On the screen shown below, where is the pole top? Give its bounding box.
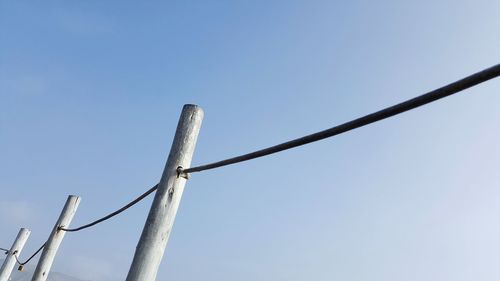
[182,104,204,113]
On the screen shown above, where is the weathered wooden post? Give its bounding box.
[31,195,80,281]
[126,104,203,281]
[0,228,31,281]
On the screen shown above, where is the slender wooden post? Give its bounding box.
[0,228,31,281]
[126,104,204,281]
[31,195,80,281]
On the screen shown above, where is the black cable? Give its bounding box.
[13,182,155,267]
[1,247,9,254]
[39,64,500,235]
[11,186,155,268]
[183,63,500,174]
[15,242,45,267]
[11,183,155,269]
[59,184,159,232]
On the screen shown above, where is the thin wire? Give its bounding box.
[1,247,9,254]
[59,184,159,232]
[183,63,500,174]
[15,242,46,266]
[12,184,156,265]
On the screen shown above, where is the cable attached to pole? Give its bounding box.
[8,64,498,259]
[9,185,157,268]
[14,242,46,271]
[59,184,159,232]
[12,183,158,267]
[183,63,500,175]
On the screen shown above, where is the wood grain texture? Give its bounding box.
[126,104,204,281]
[0,228,30,281]
[31,195,80,281]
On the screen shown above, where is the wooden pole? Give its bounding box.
[126,104,204,281]
[31,195,80,281]
[0,228,31,281]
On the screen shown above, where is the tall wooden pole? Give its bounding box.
[126,104,204,281]
[31,195,80,281]
[0,228,30,281]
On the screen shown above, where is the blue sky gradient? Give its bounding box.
[1,1,500,280]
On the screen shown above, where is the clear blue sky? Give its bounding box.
[1,1,499,281]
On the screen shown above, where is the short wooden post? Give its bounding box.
[0,228,31,281]
[31,195,80,281]
[126,104,204,281]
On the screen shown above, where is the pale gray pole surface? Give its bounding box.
[126,104,204,281]
[31,195,80,281]
[0,228,30,281]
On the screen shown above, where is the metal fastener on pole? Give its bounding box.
[0,228,31,281]
[126,104,204,281]
[31,195,80,281]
